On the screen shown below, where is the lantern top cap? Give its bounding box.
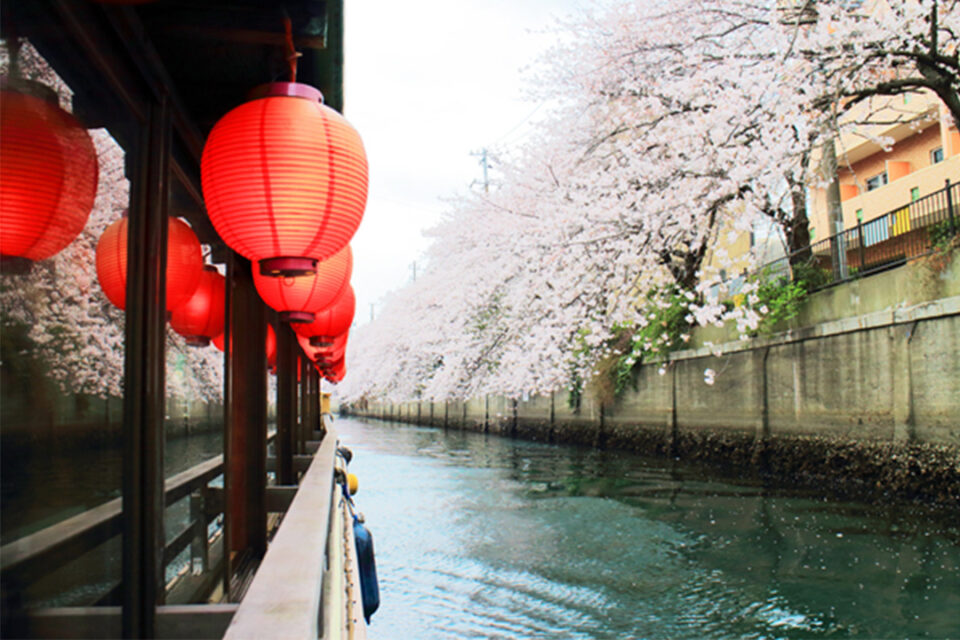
[1,77,60,105]
[248,82,324,104]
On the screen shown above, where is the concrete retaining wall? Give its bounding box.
[349,295,960,506]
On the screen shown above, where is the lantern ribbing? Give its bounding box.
[170,266,226,346]
[95,217,203,310]
[1,89,98,262]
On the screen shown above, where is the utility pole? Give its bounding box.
[410,260,417,282]
[470,148,490,193]
[370,303,374,322]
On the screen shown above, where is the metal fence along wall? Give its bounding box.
[767,179,958,289]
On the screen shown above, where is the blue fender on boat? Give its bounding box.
[353,517,380,623]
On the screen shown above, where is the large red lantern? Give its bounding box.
[201,82,368,277]
[293,284,355,345]
[253,245,352,323]
[95,216,203,310]
[170,266,226,346]
[1,86,98,263]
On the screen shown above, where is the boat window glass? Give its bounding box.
[1,39,130,613]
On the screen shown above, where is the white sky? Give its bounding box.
[343,0,583,326]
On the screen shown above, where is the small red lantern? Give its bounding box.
[213,332,226,352]
[253,245,352,323]
[201,82,368,276]
[296,333,321,360]
[321,358,345,383]
[313,332,347,359]
[170,266,226,346]
[95,216,203,310]
[266,323,277,372]
[293,284,355,345]
[315,345,346,368]
[1,86,98,263]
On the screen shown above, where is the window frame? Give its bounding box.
[866,172,888,192]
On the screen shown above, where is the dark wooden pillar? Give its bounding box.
[225,255,268,594]
[276,325,297,485]
[299,357,317,453]
[122,97,170,639]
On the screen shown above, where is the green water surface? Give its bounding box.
[339,417,960,640]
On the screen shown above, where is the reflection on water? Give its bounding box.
[338,418,960,640]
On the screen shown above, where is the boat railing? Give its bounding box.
[222,427,363,638]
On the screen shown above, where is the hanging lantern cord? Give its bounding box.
[283,14,302,83]
[3,34,23,80]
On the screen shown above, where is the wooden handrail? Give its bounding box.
[2,431,278,579]
[223,431,337,639]
[1,455,223,577]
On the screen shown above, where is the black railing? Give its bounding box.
[761,178,959,290]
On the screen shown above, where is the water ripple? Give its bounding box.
[339,419,960,640]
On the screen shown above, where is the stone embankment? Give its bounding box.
[347,291,960,507]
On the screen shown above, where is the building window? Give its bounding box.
[931,147,944,164]
[856,209,863,222]
[911,187,920,202]
[866,172,888,191]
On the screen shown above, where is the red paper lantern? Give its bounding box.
[266,323,277,371]
[296,333,323,360]
[213,332,225,352]
[1,87,98,262]
[319,356,343,371]
[313,332,347,358]
[314,344,346,368]
[95,216,203,310]
[293,284,355,345]
[170,266,226,346]
[201,82,368,276]
[316,351,345,367]
[253,245,352,323]
[321,357,345,383]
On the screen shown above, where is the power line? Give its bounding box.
[470,148,490,193]
[491,101,546,145]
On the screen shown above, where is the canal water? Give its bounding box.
[337,417,960,640]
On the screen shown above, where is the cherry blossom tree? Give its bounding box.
[336,1,960,404]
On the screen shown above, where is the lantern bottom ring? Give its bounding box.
[280,310,315,324]
[185,336,212,348]
[259,257,318,278]
[309,336,336,347]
